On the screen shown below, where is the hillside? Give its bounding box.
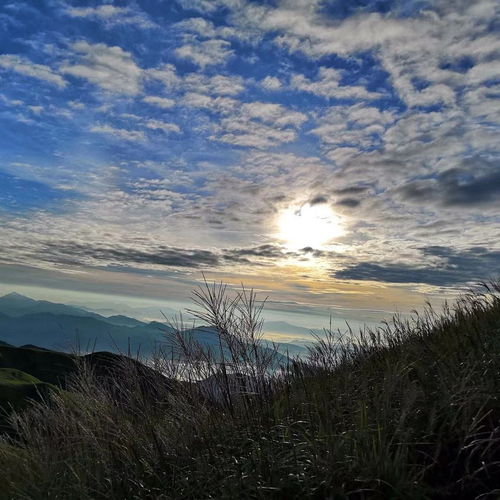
[0,368,56,431]
[0,344,76,386]
[0,284,499,499]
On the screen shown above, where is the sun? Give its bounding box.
[277,203,345,250]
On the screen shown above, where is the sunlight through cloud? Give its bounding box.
[278,203,345,250]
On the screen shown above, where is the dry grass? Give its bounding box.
[0,281,499,499]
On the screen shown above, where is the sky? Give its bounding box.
[0,0,499,335]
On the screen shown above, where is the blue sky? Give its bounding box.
[0,0,499,329]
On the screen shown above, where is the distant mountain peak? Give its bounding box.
[0,292,34,301]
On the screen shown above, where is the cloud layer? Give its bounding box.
[0,0,499,312]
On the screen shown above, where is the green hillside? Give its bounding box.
[0,344,76,387]
[0,368,55,416]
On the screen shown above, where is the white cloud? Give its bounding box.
[28,105,44,115]
[261,76,282,90]
[241,102,307,127]
[149,64,244,96]
[145,120,181,133]
[175,39,233,68]
[90,124,146,142]
[462,85,500,123]
[310,103,395,155]
[291,67,380,100]
[220,0,499,110]
[467,61,500,85]
[183,73,244,95]
[182,92,239,114]
[67,5,155,29]
[147,64,179,89]
[175,17,237,40]
[61,42,142,95]
[0,54,66,88]
[324,147,361,164]
[67,5,126,19]
[212,101,307,148]
[214,120,298,148]
[175,0,219,13]
[142,96,176,108]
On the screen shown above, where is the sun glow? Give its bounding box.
[278,203,345,250]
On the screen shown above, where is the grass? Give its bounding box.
[0,281,499,499]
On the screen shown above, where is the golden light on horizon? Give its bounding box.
[278,203,345,250]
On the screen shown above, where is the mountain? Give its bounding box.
[0,312,171,356]
[264,320,314,336]
[102,315,146,328]
[0,311,289,363]
[73,303,179,323]
[0,292,103,320]
[0,293,298,363]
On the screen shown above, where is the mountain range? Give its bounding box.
[0,292,306,359]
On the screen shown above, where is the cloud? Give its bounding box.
[183,73,244,95]
[67,5,155,29]
[148,64,244,98]
[467,61,500,85]
[336,198,360,208]
[260,76,282,91]
[61,42,142,95]
[145,120,181,133]
[174,16,237,40]
[220,0,499,109]
[291,67,380,100]
[30,239,299,272]
[242,102,306,127]
[90,124,146,142]
[212,102,308,148]
[42,241,220,268]
[310,103,396,157]
[147,64,179,88]
[182,93,307,149]
[176,0,219,14]
[175,39,234,68]
[397,159,500,207]
[0,54,66,88]
[182,92,239,114]
[309,195,328,205]
[2,0,500,298]
[334,246,500,286]
[142,96,176,108]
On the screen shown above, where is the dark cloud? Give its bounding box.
[224,244,285,260]
[398,159,500,207]
[333,246,500,286]
[38,242,299,270]
[333,185,370,195]
[300,247,330,258]
[42,241,220,268]
[336,198,360,207]
[309,195,328,205]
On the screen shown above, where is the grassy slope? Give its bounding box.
[0,368,56,415]
[0,344,76,387]
[0,285,499,499]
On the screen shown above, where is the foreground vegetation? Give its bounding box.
[0,282,499,499]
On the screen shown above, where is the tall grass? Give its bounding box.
[0,281,499,499]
